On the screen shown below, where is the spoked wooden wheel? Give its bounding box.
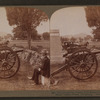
[0,47,20,79]
[68,49,98,80]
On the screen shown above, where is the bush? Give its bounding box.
[31,46,38,52]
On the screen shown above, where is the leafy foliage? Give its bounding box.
[85,6,100,40]
[84,35,93,41]
[70,37,77,42]
[13,26,38,40]
[42,32,50,40]
[5,7,48,48]
[79,37,83,42]
[60,37,69,43]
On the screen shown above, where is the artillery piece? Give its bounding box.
[51,44,99,80]
[0,45,23,79]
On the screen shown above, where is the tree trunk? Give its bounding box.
[27,33,31,49]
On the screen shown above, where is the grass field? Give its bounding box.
[50,41,100,90]
[1,40,100,90]
[0,61,50,90]
[50,60,100,90]
[9,40,50,48]
[0,40,50,90]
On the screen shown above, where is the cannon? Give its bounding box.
[0,43,100,80]
[62,41,88,54]
[51,48,100,80]
[0,46,23,79]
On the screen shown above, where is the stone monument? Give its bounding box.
[50,29,63,64]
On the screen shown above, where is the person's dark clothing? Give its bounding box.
[32,56,50,84]
[40,56,50,78]
[32,68,41,84]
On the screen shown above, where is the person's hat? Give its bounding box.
[41,49,48,55]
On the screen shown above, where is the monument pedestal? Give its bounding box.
[50,29,63,64]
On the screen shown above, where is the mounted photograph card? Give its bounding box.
[0,5,100,97]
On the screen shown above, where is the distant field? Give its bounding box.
[89,41,100,48]
[8,40,100,49]
[9,40,50,49]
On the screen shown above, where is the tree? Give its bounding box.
[70,37,77,42]
[85,7,100,40]
[13,27,27,40]
[36,34,41,40]
[13,26,38,40]
[5,7,48,49]
[60,37,69,43]
[0,36,2,41]
[42,32,50,40]
[4,34,13,40]
[79,37,83,43]
[84,35,93,41]
[92,28,100,40]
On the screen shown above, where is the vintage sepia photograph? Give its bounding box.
[50,6,100,90]
[0,7,50,90]
[1,5,100,97]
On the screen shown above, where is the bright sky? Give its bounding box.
[36,20,49,34]
[0,7,13,36]
[0,7,49,36]
[50,6,93,36]
[0,7,93,37]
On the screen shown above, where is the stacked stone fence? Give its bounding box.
[12,46,42,67]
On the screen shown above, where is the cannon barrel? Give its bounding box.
[91,51,100,55]
[51,64,68,76]
[13,49,24,53]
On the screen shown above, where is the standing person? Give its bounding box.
[28,49,50,85]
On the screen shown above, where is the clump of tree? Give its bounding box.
[85,6,100,40]
[0,36,3,41]
[5,7,48,49]
[42,32,50,40]
[79,37,83,43]
[60,37,69,43]
[84,35,93,41]
[13,27,38,40]
[70,37,77,42]
[4,34,13,40]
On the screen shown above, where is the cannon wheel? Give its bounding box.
[0,47,20,79]
[68,49,98,80]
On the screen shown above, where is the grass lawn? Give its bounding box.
[0,40,50,90]
[9,40,50,49]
